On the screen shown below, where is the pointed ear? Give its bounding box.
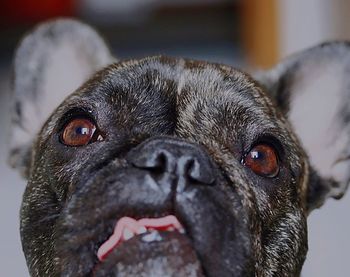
[9,18,114,178]
[256,42,350,211]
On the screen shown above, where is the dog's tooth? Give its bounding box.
[123,228,134,241]
[142,230,162,243]
[137,226,147,234]
[178,227,185,234]
[166,226,175,231]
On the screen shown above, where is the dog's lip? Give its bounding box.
[97,215,185,261]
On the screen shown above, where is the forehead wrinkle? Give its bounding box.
[175,63,276,116]
[174,66,280,138]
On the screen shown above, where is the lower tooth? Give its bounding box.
[123,228,134,240]
[137,226,147,234]
[142,230,162,243]
[179,227,185,234]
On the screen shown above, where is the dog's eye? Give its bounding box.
[243,144,279,178]
[61,118,102,146]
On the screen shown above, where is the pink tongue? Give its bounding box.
[97,215,183,261]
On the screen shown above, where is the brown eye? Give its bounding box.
[61,118,99,146]
[243,144,279,178]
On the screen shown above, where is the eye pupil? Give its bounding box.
[244,144,279,178]
[61,118,100,146]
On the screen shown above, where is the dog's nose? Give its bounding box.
[127,137,215,186]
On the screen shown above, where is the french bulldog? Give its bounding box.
[9,19,350,277]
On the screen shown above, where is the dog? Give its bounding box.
[8,19,350,276]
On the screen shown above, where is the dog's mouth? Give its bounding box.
[97,215,185,260]
[93,215,204,276]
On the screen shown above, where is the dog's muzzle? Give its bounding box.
[58,137,253,276]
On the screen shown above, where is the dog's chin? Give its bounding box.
[93,231,204,276]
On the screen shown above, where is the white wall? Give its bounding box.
[0,73,28,276]
[279,0,350,58]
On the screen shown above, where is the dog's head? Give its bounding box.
[9,19,350,276]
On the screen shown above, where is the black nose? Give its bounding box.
[127,137,215,186]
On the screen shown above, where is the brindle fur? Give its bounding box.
[10,19,350,277]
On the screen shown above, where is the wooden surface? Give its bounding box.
[241,0,279,68]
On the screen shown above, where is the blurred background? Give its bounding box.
[1,0,350,276]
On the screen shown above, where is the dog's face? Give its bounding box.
[10,20,350,277]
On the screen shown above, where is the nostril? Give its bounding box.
[184,158,216,185]
[187,159,199,181]
[147,151,168,174]
[130,150,170,174]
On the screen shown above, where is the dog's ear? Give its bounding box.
[256,42,350,212]
[9,18,114,178]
